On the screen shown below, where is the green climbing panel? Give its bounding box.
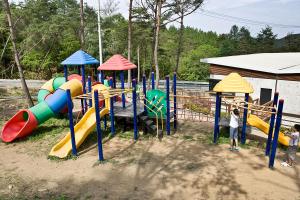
[146,89,167,119]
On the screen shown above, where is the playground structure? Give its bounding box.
[212,72,295,168]
[0,51,297,169]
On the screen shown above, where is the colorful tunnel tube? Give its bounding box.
[0,76,83,142]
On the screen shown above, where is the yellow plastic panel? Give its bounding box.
[41,79,54,92]
[59,79,83,97]
[213,73,254,93]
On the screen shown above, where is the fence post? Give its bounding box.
[142,74,147,113]
[269,99,284,168]
[132,79,138,140]
[213,92,221,143]
[94,90,104,161]
[151,71,155,90]
[266,108,276,156]
[173,72,177,130]
[66,89,77,156]
[241,93,249,144]
[109,78,115,135]
[166,76,170,135]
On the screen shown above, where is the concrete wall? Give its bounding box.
[210,74,300,117]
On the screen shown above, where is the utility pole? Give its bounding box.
[97,0,103,64]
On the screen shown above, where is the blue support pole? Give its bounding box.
[109,78,115,135]
[94,90,104,161]
[101,71,104,84]
[77,66,81,75]
[120,71,125,109]
[213,92,221,143]
[81,65,86,114]
[173,72,177,130]
[269,99,284,168]
[166,76,170,135]
[151,71,155,90]
[241,93,249,144]
[142,74,147,113]
[66,89,77,156]
[132,79,138,140]
[265,108,276,156]
[64,65,68,82]
[113,71,116,88]
[88,76,92,108]
[273,92,279,107]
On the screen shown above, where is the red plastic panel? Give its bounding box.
[1,110,38,142]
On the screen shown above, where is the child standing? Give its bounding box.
[229,108,240,151]
[281,124,299,167]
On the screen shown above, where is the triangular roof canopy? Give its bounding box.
[98,54,137,71]
[61,50,99,66]
[213,73,254,93]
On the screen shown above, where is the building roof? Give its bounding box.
[213,73,254,93]
[201,53,300,74]
[98,54,136,71]
[61,50,99,66]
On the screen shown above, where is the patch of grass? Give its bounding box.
[117,130,134,139]
[26,118,69,142]
[183,135,194,141]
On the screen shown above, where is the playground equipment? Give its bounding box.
[212,72,288,168]
[0,77,82,142]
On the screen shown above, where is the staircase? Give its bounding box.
[139,114,163,138]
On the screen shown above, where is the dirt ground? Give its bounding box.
[0,88,300,200]
[0,120,299,200]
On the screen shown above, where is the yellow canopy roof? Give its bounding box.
[213,73,254,93]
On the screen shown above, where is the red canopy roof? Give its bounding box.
[98,54,137,71]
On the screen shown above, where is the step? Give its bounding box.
[146,120,154,126]
[140,116,148,121]
[150,125,157,130]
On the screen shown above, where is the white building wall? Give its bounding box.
[210,74,300,116]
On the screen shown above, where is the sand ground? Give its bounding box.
[0,121,299,200]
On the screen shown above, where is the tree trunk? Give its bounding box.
[3,0,34,107]
[175,12,184,74]
[153,0,162,88]
[80,0,84,49]
[127,0,133,88]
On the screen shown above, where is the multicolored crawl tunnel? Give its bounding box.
[0,76,83,142]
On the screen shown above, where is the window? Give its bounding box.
[260,88,272,105]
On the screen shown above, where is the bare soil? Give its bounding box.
[0,88,299,200]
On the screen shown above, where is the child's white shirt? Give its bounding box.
[229,113,239,128]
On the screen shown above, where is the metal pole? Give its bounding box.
[166,76,170,135]
[94,90,104,161]
[142,74,147,113]
[81,65,86,114]
[120,71,125,108]
[132,79,138,140]
[66,89,77,156]
[273,92,279,107]
[266,108,276,156]
[151,71,155,90]
[97,0,103,64]
[269,99,284,168]
[64,65,68,82]
[241,93,249,144]
[101,70,104,84]
[213,92,221,143]
[88,76,92,107]
[173,72,177,130]
[109,78,115,135]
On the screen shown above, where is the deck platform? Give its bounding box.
[113,102,145,118]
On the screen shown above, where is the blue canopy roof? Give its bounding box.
[61,50,99,66]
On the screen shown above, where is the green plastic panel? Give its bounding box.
[37,89,51,103]
[53,77,66,90]
[146,89,167,119]
[29,101,55,124]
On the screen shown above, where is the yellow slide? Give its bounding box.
[247,114,296,147]
[49,107,109,158]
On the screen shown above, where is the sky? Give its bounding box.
[12,0,300,38]
[87,0,300,38]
